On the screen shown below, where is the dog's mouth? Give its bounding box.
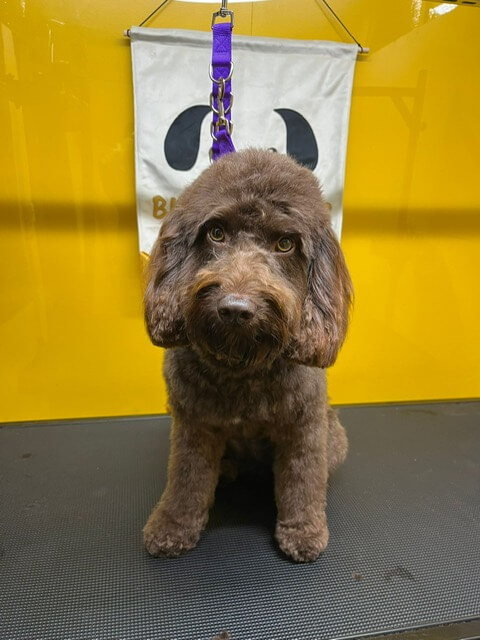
[198,328,280,371]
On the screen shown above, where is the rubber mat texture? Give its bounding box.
[0,402,479,640]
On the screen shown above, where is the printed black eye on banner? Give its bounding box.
[163,105,211,171]
[164,106,319,172]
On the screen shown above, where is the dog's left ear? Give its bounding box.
[287,224,353,368]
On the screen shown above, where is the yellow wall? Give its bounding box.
[1,1,479,422]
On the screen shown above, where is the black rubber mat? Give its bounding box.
[0,402,479,640]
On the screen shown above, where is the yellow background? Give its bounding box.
[1,0,479,423]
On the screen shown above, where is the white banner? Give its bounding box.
[130,27,357,254]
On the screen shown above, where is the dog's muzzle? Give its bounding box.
[184,248,301,371]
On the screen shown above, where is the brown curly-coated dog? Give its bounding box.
[143,149,352,563]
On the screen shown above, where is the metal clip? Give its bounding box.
[212,0,234,28]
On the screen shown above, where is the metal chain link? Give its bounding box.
[209,63,234,143]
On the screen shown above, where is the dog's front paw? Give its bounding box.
[143,514,201,558]
[275,520,329,563]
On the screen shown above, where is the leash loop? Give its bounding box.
[209,62,234,84]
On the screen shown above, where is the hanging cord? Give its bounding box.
[317,0,369,54]
[124,0,173,36]
[124,0,368,53]
[139,0,172,27]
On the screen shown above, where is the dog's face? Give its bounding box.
[144,150,352,372]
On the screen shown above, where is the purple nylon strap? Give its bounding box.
[211,22,236,161]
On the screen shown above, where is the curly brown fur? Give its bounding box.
[143,149,352,563]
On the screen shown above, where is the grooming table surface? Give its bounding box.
[0,402,479,640]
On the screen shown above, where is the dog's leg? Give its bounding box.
[143,420,225,557]
[273,413,330,563]
[327,406,348,474]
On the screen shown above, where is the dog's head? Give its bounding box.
[144,149,352,372]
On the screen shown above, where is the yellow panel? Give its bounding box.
[0,0,479,422]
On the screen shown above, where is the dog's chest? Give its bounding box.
[165,349,326,431]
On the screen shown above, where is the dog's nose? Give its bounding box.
[217,294,256,324]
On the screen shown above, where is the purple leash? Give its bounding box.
[210,13,236,161]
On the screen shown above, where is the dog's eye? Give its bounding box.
[275,237,295,253]
[208,226,225,243]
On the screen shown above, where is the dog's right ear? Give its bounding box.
[144,213,190,348]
